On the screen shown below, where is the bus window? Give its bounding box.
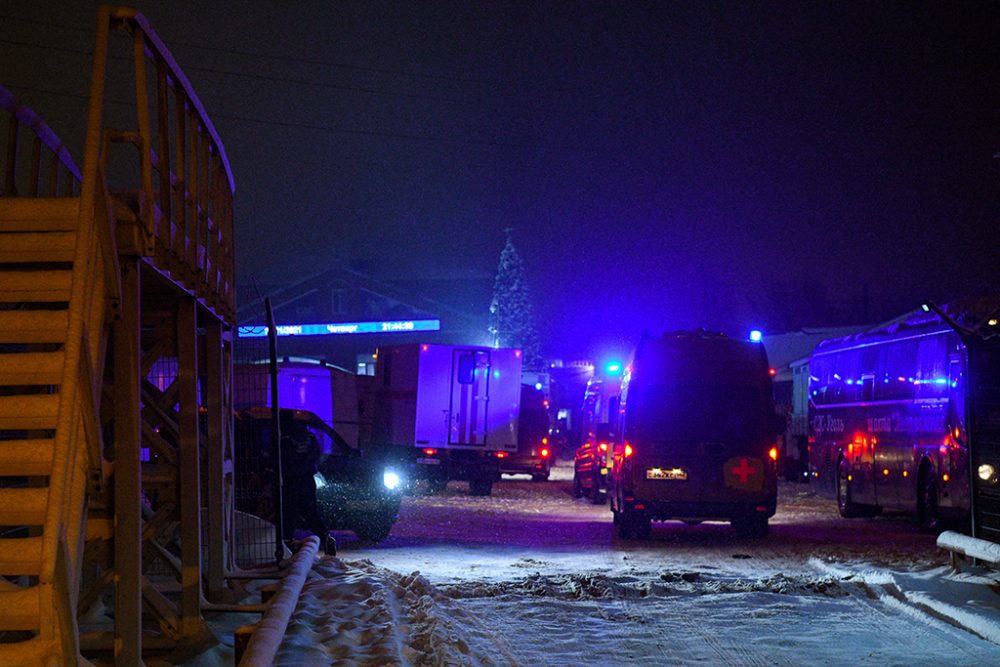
[949,357,966,435]
[882,340,917,401]
[916,335,949,399]
[861,374,875,402]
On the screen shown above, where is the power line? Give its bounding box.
[0,13,496,86]
[0,38,473,105]
[3,82,549,152]
[0,36,581,117]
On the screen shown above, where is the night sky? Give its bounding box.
[3,1,998,360]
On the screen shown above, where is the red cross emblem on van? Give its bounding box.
[724,456,764,492]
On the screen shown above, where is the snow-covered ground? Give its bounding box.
[220,461,1000,666]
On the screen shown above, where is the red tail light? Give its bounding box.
[540,448,550,458]
[599,442,608,452]
[423,448,437,456]
[624,443,634,458]
[495,451,508,458]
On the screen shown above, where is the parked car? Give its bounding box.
[499,385,553,481]
[573,422,613,504]
[235,407,404,543]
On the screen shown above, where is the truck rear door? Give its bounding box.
[450,349,490,446]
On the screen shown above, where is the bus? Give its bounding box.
[808,299,1000,539]
[609,330,781,539]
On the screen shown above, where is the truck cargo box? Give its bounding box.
[373,343,521,453]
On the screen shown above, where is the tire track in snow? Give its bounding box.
[810,558,1000,661]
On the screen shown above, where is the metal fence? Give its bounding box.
[232,298,283,568]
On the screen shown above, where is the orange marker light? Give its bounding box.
[624,443,634,458]
[599,443,608,452]
[943,473,949,482]
[768,447,778,461]
[542,437,549,445]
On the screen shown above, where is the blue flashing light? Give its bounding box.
[534,382,543,391]
[606,362,622,374]
[237,318,441,338]
[749,330,763,343]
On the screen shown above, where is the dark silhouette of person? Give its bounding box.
[280,412,334,555]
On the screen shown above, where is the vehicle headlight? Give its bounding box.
[314,472,327,490]
[978,464,997,483]
[383,470,402,490]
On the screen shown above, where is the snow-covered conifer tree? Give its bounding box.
[489,230,542,368]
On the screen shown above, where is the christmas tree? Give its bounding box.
[489,229,542,368]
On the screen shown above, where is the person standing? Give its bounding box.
[280,412,335,555]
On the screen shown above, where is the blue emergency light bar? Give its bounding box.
[238,319,441,338]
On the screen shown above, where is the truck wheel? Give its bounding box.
[589,473,606,505]
[427,477,448,494]
[469,479,493,496]
[732,514,768,538]
[836,457,863,518]
[572,472,583,498]
[354,516,394,543]
[618,507,650,540]
[917,463,940,534]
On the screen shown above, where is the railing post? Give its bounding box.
[177,297,205,637]
[205,323,232,599]
[113,258,143,666]
[131,28,155,255]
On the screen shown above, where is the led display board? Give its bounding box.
[238,319,441,338]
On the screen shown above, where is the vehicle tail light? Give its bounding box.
[423,448,437,456]
[495,451,508,458]
[624,443,634,458]
[599,442,608,452]
[540,448,549,458]
[768,446,778,461]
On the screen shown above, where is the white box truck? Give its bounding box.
[234,357,360,448]
[372,343,522,496]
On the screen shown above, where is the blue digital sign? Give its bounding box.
[238,319,441,338]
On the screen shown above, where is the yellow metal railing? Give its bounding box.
[99,5,236,323]
[0,85,81,197]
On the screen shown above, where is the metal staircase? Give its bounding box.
[0,193,115,666]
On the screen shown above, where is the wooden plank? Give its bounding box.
[0,350,64,385]
[0,270,72,302]
[0,310,68,344]
[0,231,76,263]
[0,487,48,525]
[0,394,59,431]
[0,438,55,476]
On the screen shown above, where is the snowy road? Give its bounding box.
[275,461,1000,666]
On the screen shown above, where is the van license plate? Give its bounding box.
[417,458,440,465]
[647,467,687,480]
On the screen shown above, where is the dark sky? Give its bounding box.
[3,1,998,360]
